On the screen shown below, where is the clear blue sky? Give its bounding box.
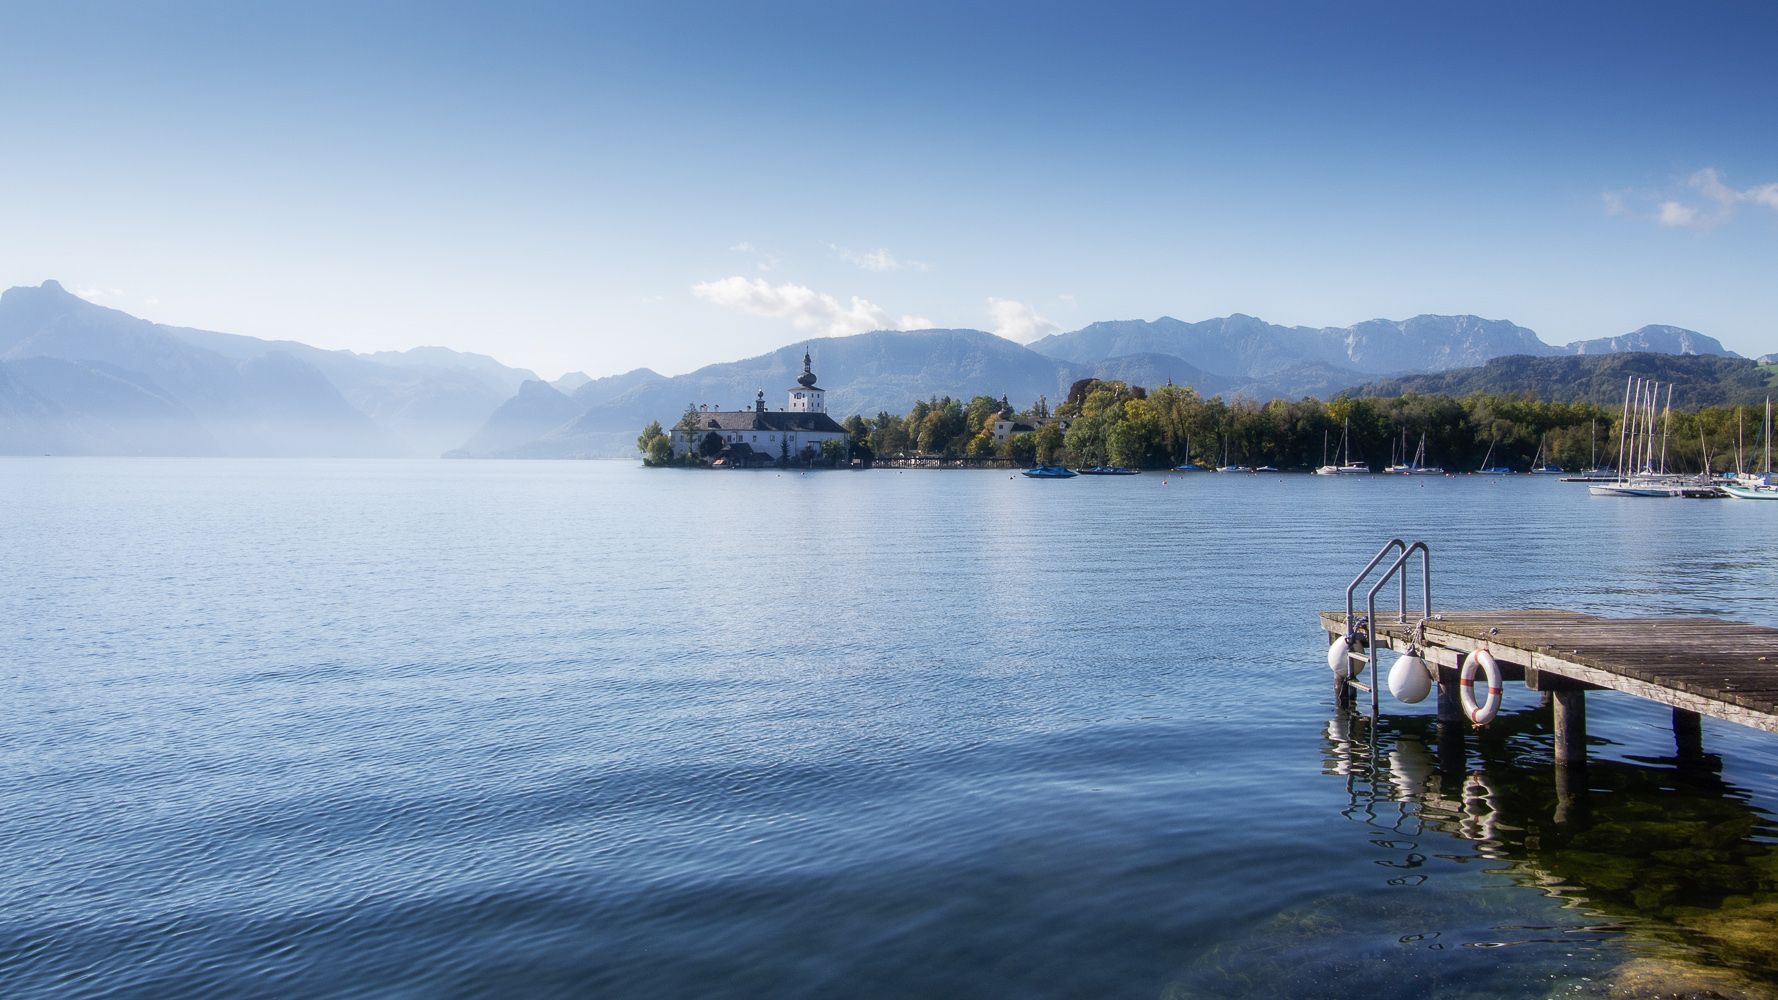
[3,1,1775,378]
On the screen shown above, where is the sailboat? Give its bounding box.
[1399,432,1442,475]
[1477,439,1514,475]
[1590,377,1684,497]
[1385,430,1412,474]
[1315,419,1367,474]
[1724,397,1778,499]
[1529,434,1563,474]
[1216,434,1253,474]
[1172,433,1206,471]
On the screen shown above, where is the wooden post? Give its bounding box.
[1553,756,1588,825]
[1553,689,1586,765]
[1674,706,1703,759]
[1437,667,1463,724]
[1436,665,1465,774]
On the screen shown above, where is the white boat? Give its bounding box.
[1591,377,1681,497]
[1315,419,1367,474]
[1726,397,1778,500]
[1590,478,1686,498]
[1215,434,1252,473]
[1400,432,1442,475]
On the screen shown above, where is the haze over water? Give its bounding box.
[6,459,1778,999]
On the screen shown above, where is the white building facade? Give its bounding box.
[669,351,851,463]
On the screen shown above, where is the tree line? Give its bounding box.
[643,379,1778,472]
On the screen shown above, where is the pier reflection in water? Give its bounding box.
[1159,706,1778,1000]
[1340,706,1778,983]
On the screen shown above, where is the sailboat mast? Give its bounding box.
[1648,382,1660,473]
[1618,376,1633,479]
[1661,384,1673,475]
[1738,408,1746,476]
[1766,396,1772,477]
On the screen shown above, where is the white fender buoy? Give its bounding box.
[1389,650,1431,704]
[1459,649,1503,726]
[1328,635,1356,675]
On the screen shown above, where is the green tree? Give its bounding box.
[637,419,663,453]
[1035,421,1064,465]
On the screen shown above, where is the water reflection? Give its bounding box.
[1323,706,1778,984]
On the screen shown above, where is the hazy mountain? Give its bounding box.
[447,380,586,458]
[0,281,402,456]
[165,324,522,456]
[568,367,668,408]
[1562,325,1738,358]
[552,371,592,392]
[1343,352,1778,409]
[358,346,541,396]
[0,280,552,456]
[1030,313,1559,375]
[0,357,221,455]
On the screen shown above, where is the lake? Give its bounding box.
[5,458,1778,999]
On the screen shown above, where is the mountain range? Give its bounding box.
[1345,352,1778,410]
[0,279,1756,457]
[0,281,537,456]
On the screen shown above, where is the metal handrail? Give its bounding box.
[1364,542,1432,716]
[1345,538,1407,629]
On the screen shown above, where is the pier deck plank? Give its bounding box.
[1318,609,1778,733]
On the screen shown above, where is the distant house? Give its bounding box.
[670,350,851,461]
[989,395,1072,443]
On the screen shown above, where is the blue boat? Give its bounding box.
[1022,465,1078,479]
[1172,463,1206,471]
[1477,440,1515,475]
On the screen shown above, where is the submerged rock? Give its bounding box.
[1583,956,1777,999]
[1682,902,1778,977]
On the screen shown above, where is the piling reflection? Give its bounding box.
[1322,705,1778,984]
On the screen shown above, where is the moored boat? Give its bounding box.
[1315,419,1368,474]
[1477,440,1513,474]
[1726,397,1777,500]
[1022,464,1078,479]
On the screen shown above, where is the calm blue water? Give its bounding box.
[5,459,1778,999]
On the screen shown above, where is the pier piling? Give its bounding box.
[1674,707,1704,760]
[1553,689,1587,765]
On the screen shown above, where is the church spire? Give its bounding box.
[797,346,818,388]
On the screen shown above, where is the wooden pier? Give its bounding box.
[1319,609,1778,761]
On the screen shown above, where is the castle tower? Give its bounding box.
[787,348,825,413]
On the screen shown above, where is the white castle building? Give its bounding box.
[670,350,851,464]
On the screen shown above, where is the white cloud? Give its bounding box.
[1658,201,1697,227]
[729,242,755,252]
[1608,168,1778,230]
[987,298,1060,343]
[144,297,159,306]
[74,287,124,302]
[827,244,933,272]
[693,276,928,336]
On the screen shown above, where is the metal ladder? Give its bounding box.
[1339,539,1432,716]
